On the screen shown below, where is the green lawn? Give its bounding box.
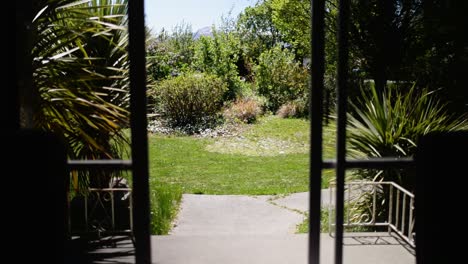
[149,116,336,195]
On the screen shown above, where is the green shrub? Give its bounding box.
[192,30,243,101]
[223,97,263,124]
[157,72,227,133]
[254,45,308,112]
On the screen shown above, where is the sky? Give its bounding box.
[144,0,255,34]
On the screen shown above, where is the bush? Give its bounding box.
[223,97,263,124]
[156,72,227,133]
[276,98,308,118]
[276,102,297,118]
[254,45,308,112]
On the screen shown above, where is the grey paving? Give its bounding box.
[171,194,305,235]
[88,233,415,264]
[152,233,415,264]
[172,190,333,237]
[272,190,334,212]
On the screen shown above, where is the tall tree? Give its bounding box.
[192,27,243,100]
[349,0,467,114]
[350,0,426,94]
[267,0,339,110]
[419,0,468,113]
[270,0,311,59]
[169,22,195,73]
[237,0,283,64]
[147,23,195,81]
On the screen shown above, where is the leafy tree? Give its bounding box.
[147,22,198,80]
[147,29,179,81]
[348,0,467,114]
[270,0,311,59]
[254,45,308,112]
[236,0,283,75]
[265,0,339,112]
[168,22,195,73]
[192,28,244,101]
[349,0,426,94]
[417,0,468,114]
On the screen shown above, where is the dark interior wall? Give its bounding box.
[8,1,26,130]
[5,130,68,263]
[9,2,68,262]
[416,131,468,264]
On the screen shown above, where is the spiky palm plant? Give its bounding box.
[347,83,467,224]
[31,0,130,189]
[348,84,467,186]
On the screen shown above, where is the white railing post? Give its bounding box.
[347,183,351,225]
[388,184,393,234]
[409,197,414,242]
[372,184,377,224]
[130,190,134,232]
[111,191,115,230]
[402,194,406,235]
[85,193,89,232]
[329,184,333,236]
[395,189,400,230]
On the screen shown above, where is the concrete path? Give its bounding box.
[272,189,335,211]
[171,194,306,235]
[171,190,333,236]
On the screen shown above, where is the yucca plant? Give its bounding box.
[347,83,467,224]
[31,0,130,189]
[348,83,467,184]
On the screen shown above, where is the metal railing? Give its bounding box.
[68,186,133,242]
[328,181,415,248]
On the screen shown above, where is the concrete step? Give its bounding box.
[151,233,415,264]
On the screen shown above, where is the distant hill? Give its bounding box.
[193,26,213,39]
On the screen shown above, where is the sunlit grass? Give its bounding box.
[149,115,336,195]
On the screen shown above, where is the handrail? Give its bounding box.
[67,159,132,171]
[328,181,415,248]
